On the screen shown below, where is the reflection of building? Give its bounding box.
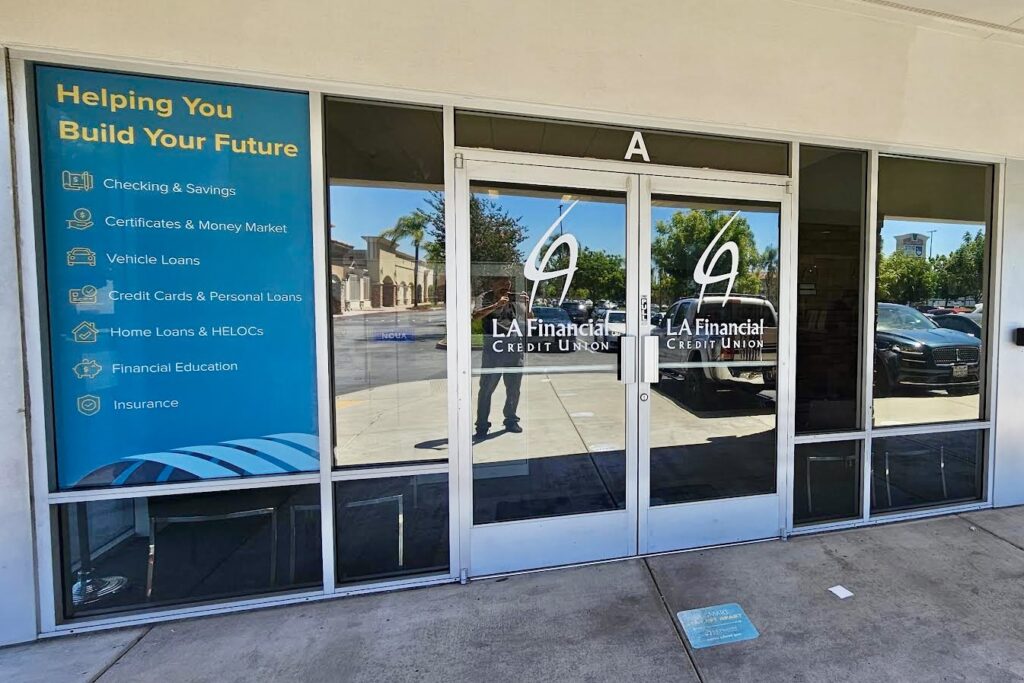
[330,237,439,310]
[894,233,929,258]
[329,240,371,312]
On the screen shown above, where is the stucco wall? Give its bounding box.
[0,0,1022,157]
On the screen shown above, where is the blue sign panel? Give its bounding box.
[35,66,318,489]
[373,329,416,343]
[678,603,760,649]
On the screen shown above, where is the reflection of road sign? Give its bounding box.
[73,359,103,379]
[77,394,101,416]
[67,247,96,266]
[67,207,94,230]
[72,321,99,343]
[525,200,579,309]
[694,211,741,312]
[62,170,94,191]
[69,284,98,305]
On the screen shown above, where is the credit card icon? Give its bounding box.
[69,285,99,305]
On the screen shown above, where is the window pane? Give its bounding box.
[793,441,862,525]
[650,197,780,504]
[334,475,448,583]
[796,147,866,433]
[325,99,449,468]
[469,184,627,524]
[456,111,789,175]
[870,430,984,514]
[873,157,992,427]
[58,485,321,620]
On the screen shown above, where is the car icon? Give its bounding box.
[66,247,96,267]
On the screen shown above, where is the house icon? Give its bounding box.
[72,321,99,343]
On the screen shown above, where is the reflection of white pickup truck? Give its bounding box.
[601,310,657,350]
[601,310,627,349]
[655,295,778,403]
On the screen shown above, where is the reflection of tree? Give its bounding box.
[877,229,985,305]
[652,210,767,301]
[421,191,527,265]
[532,244,626,302]
[877,250,936,304]
[941,230,985,302]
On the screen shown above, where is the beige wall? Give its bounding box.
[1,0,1023,157]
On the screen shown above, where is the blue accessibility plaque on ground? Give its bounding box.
[677,603,759,649]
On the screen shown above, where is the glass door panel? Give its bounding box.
[641,183,789,553]
[469,183,628,524]
[458,162,639,577]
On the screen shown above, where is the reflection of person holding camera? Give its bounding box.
[473,276,532,437]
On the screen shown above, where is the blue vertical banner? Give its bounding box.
[35,66,319,489]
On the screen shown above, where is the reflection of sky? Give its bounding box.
[330,185,431,252]
[881,219,985,257]
[328,184,780,257]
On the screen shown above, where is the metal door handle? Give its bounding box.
[617,336,636,384]
[641,336,659,384]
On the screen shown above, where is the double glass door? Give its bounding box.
[455,159,792,576]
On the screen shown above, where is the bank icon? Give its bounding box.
[76,394,101,416]
[62,170,94,192]
[73,359,102,379]
[67,208,94,230]
[72,321,99,343]
[68,284,98,305]
[66,247,96,267]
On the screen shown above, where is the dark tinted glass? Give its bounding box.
[874,158,992,427]
[59,485,321,620]
[325,99,443,184]
[871,430,984,514]
[456,111,789,175]
[334,475,448,583]
[793,441,862,525]
[795,146,866,433]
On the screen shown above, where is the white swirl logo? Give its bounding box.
[694,210,741,312]
[525,200,579,309]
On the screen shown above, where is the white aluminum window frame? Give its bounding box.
[788,147,1003,536]
[3,46,1006,636]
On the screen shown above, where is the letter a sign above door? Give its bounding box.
[624,131,650,162]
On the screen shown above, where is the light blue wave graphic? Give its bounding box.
[78,432,320,487]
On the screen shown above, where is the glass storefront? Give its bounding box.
[22,62,999,627]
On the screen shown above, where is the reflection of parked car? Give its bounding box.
[932,313,982,339]
[655,295,778,405]
[529,306,575,353]
[560,301,589,324]
[875,303,980,396]
[601,310,627,349]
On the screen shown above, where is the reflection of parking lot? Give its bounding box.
[334,362,776,468]
[874,390,980,427]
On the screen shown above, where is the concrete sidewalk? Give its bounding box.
[6,508,1024,682]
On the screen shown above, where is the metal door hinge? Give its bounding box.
[785,180,794,194]
[454,152,464,169]
[459,568,469,584]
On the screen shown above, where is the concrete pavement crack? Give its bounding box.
[958,513,1024,555]
[89,626,152,683]
[642,557,706,683]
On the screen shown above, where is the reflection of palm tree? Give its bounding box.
[381,212,429,308]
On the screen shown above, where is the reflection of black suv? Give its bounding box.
[560,301,590,324]
[875,303,981,396]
